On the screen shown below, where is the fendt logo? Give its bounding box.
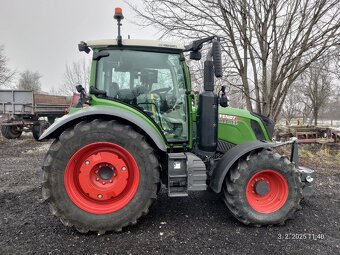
[218,114,241,125]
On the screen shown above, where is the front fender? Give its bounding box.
[39,105,168,152]
[210,141,274,193]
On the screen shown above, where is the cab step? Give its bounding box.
[167,153,207,197]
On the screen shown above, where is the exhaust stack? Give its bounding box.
[194,38,222,155]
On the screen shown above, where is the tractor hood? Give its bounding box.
[217,107,274,144]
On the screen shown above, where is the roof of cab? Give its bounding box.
[86,39,185,50]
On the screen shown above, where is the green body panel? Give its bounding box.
[190,106,270,145]
[67,95,167,147]
[217,107,270,144]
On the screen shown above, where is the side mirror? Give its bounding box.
[219,96,229,108]
[78,41,91,54]
[212,40,222,78]
[219,85,228,107]
[76,84,85,93]
[75,84,90,108]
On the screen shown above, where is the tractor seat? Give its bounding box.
[108,82,119,98]
[117,89,135,104]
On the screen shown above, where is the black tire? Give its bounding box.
[32,121,50,141]
[223,149,302,226]
[1,125,22,139]
[42,119,160,234]
[47,117,56,125]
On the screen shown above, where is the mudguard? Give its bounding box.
[210,140,274,193]
[39,106,167,152]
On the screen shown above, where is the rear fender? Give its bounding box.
[39,106,167,152]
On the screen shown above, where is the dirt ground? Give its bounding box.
[0,134,339,255]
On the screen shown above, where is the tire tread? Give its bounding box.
[42,119,160,234]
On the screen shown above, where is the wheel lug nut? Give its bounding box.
[102,181,106,185]
[122,166,126,171]
[85,160,90,165]
[113,172,117,177]
[109,180,113,183]
[95,170,98,174]
[97,194,103,199]
[96,177,100,181]
[106,164,108,166]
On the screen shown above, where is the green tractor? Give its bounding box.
[40,8,314,234]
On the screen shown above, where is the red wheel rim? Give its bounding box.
[64,142,140,214]
[246,170,288,213]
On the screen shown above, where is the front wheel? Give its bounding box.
[223,149,302,226]
[42,119,160,233]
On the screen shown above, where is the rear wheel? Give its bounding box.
[223,149,302,226]
[1,125,22,139]
[32,120,50,141]
[42,119,160,233]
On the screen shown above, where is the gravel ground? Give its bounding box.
[0,134,339,255]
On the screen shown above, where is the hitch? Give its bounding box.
[272,138,315,197]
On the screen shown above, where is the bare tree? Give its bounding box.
[281,85,306,125]
[63,58,91,95]
[131,0,340,121]
[334,46,340,81]
[303,59,333,126]
[321,93,340,126]
[17,70,42,93]
[0,45,15,88]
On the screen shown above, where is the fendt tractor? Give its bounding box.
[40,8,314,234]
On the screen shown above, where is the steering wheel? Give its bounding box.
[150,87,172,96]
[149,87,173,112]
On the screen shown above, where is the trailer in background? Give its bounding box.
[0,90,71,140]
[274,125,340,144]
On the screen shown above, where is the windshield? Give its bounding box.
[96,50,188,142]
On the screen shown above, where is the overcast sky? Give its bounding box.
[0,0,158,92]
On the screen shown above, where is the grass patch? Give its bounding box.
[274,144,340,172]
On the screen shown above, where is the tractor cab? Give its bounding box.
[87,40,189,143]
